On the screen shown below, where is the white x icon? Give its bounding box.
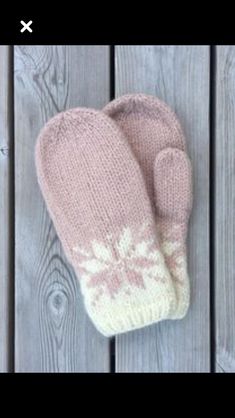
[20,20,33,33]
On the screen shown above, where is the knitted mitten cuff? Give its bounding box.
[35,108,176,336]
[104,94,193,319]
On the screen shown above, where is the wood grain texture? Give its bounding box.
[14,46,110,372]
[115,46,210,372]
[215,46,235,372]
[0,46,12,372]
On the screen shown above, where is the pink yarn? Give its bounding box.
[104,94,193,319]
[35,107,177,336]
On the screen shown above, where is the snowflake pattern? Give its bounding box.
[162,245,185,285]
[161,224,187,286]
[72,222,167,304]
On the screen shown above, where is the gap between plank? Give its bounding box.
[109,44,116,373]
[6,45,15,373]
[209,45,216,373]
[9,45,15,372]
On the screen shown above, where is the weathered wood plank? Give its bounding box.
[14,46,110,372]
[215,46,235,372]
[0,46,12,372]
[115,46,210,372]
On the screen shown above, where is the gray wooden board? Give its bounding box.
[0,46,11,372]
[215,46,235,372]
[14,46,110,371]
[115,46,210,372]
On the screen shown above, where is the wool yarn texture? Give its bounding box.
[104,94,193,319]
[35,108,177,337]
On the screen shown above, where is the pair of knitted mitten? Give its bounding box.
[35,94,192,337]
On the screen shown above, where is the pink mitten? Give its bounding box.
[35,108,176,336]
[104,94,193,318]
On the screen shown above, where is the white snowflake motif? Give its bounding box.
[160,224,187,286]
[72,222,165,302]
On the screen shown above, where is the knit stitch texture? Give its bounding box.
[103,94,193,318]
[35,107,177,336]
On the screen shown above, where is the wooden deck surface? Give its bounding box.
[0,45,233,372]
